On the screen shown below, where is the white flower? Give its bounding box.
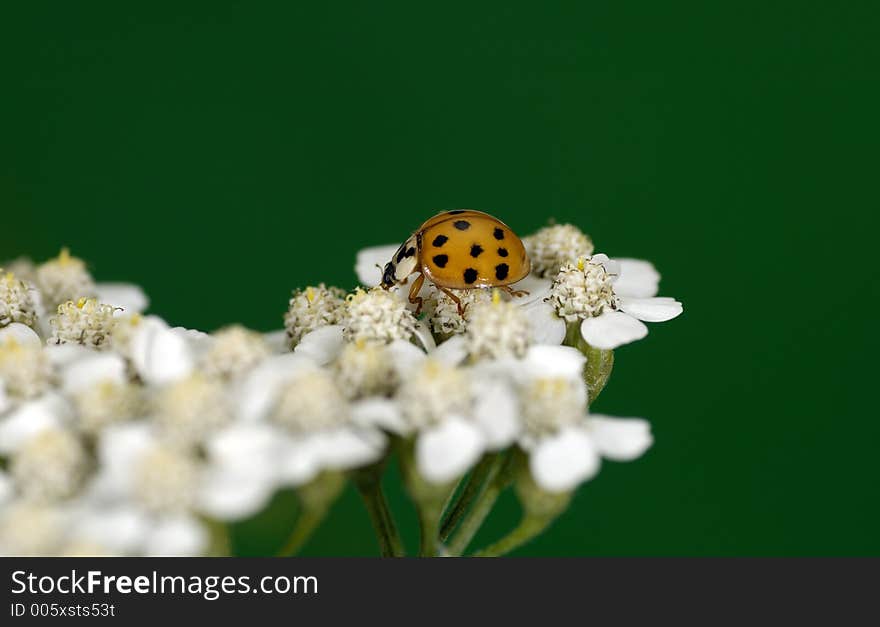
[83,422,211,555]
[426,287,493,337]
[334,340,399,399]
[33,249,147,317]
[379,347,518,484]
[0,500,76,556]
[199,325,271,381]
[214,355,387,506]
[10,427,88,502]
[0,269,38,328]
[48,298,117,350]
[71,379,142,435]
[344,287,417,344]
[284,284,347,348]
[154,373,231,448]
[535,254,682,350]
[480,345,654,493]
[523,223,594,278]
[114,315,196,385]
[465,293,531,361]
[35,248,97,311]
[0,334,53,403]
[0,392,71,456]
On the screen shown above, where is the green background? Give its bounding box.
[1,3,877,555]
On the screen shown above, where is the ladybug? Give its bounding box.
[380,210,531,315]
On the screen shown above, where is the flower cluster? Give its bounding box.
[1,223,681,557]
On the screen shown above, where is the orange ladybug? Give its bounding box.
[380,210,531,314]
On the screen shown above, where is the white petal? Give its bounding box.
[206,423,282,468]
[589,415,654,461]
[44,344,91,367]
[146,514,208,556]
[612,258,661,298]
[0,323,41,349]
[236,353,314,422]
[523,300,566,345]
[129,317,194,385]
[412,320,437,352]
[431,334,468,366]
[60,352,126,393]
[198,468,277,522]
[94,422,154,494]
[351,397,408,434]
[530,426,599,493]
[355,244,399,286]
[473,380,520,449]
[0,393,67,454]
[387,339,427,377]
[509,274,553,307]
[75,506,149,555]
[96,282,149,314]
[416,417,484,484]
[294,325,345,365]
[580,311,648,350]
[521,345,586,380]
[276,436,321,486]
[618,296,683,322]
[262,329,289,353]
[315,428,386,470]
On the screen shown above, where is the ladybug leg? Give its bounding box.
[408,273,426,315]
[499,284,530,299]
[438,286,465,316]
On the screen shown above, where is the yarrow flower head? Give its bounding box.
[0,337,52,401]
[71,380,142,435]
[0,501,70,556]
[465,290,531,361]
[0,270,38,329]
[523,223,594,278]
[343,287,416,345]
[132,444,200,513]
[49,298,117,350]
[35,248,97,311]
[549,255,618,322]
[199,325,270,381]
[538,254,683,350]
[284,284,346,348]
[155,373,231,448]
[272,369,350,434]
[334,340,398,399]
[397,359,472,431]
[426,288,493,337]
[11,428,89,502]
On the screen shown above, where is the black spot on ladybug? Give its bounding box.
[463,268,478,284]
[497,247,509,257]
[470,244,484,258]
[493,227,505,240]
[446,210,466,215]
[454,220,471,231]
[432,235,448,247]
[404,247,416,258]
[433,254,449,268]
[495,263,509,280]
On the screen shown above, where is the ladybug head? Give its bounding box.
[380,261,398,289]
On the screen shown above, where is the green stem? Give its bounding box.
[276,507,327,557]
[439,453,503,543]
[446,453,513,556]
[447,474,505,556]
[472,515,554,557]
[353,468,405,557]
[418,504,442,557]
